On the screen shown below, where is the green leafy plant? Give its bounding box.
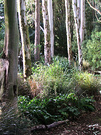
[74,71,99,96]
[0,103,33,135]
[18,94,95,125]
[82,31,101,70]
[31,59,71,97]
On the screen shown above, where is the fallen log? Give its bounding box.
[31,119,69,132]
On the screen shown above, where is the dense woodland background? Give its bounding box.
[0,0,101,134]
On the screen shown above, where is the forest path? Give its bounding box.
[32,95,101,135]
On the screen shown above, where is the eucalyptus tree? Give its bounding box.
[80,0,85,45]
[34,0,40,61]
[65,0,72,65]
[42,0,51,64]
[72,0,83,70]
[1,0,19,113]
[48,0,54,58]
[18,0,32,78]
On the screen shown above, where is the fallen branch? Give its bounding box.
[31,119,69,132]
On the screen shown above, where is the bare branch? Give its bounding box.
[87,0,101,15]
[95,12,101,22]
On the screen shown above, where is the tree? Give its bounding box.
[72,0,83,70]
[53,0,67,56]
[34,0,40,61]
[80,0,85,45]
[1,0,19,113]
[18,0,32,78]
[65,0,72,65]
[48,0,54,58]
[42,0,51,64]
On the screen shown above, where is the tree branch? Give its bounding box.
[95,12,101,22]
[31,119,69,132]
[87,0,101,15]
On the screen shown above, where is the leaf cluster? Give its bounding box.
[18,94,95,125]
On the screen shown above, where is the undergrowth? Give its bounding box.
[30,56,75,98]
[18,94,95,125]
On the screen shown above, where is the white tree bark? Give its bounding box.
[48,0,54,58]
[18,0,31,78]
[18,0,26,78]
[80,0,85,44]
[42,0,51,64]
[34,0,40,61]
[72,0,83,70]
[65,0,72,65]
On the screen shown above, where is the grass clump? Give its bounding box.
[31,57,73,98]
[73,71,100,96]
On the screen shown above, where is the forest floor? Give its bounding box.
[31,95,101,135]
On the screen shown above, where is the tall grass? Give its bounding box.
[31,57,74,98]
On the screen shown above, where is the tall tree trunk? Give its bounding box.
[42,0,51,64]
[34,0,40,61]
[48,0,54,58]
[65,0,72,65]
[1,0,19,113]
[18,0,31,78]
[72,0,83,70]
[80,0,85,44]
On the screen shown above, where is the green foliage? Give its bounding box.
[74,72,99,96]
[0,106,32,135]
[53,56,70,72]
[31,56,74,97]
[0,40,4,57]
[53,0,67,56]
[82,31,101,70]
[18,94,95,125]
[0,22,5,58]
[18,75,31,96]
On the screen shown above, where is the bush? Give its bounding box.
[82,59,90,70]
[73,71,100,96]
[18,94,95,125]
[18,74,31,97]
[31,58,73,98]
[0,106,32,135]
[82,31,101,70]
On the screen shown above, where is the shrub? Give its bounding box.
[0,105,32,135]
[82,31,101,70]
[31,56,77,98]
[31,59,72,98]
[74,72,100,96]
[18,74,31,97]
[18,94,95,125]
[83,59,90,70]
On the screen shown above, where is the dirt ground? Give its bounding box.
[31,95,101,135]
